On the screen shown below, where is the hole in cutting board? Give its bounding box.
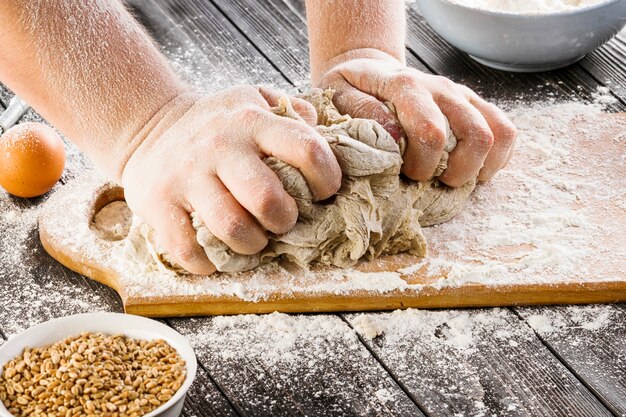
[89,185,131,241]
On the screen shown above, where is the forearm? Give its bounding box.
[305,0,406,86]
[0,1,187,181]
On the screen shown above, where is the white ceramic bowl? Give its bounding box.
[415,0,626,72]
[0,312,197,417]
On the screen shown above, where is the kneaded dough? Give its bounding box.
[126,90,475,273]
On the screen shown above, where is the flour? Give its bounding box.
[0,174,116,338]
[374,388,394,404]
[91,200,131,240]
[526,305,616,334]
[170,312,416,413]
[399,98,625,289]
[448,0,610,14]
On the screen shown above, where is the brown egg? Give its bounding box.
[0,122,66,198]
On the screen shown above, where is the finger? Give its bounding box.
[258,86,317,126]
[149,203,216,275]
[470,97,518,181]
[503,135,517,168]
[187,174,268,256]
[392,92,448,181]
[435,94,494,187]
[290,97,318,126]
[216,151,299,234]
[331,78,405,141]
[253,113,342,200]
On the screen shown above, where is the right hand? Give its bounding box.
[122,85,342,274]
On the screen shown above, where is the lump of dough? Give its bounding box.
[127,89,475,274]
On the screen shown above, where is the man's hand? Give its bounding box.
[315,50,517,187]
[122,85,341,274]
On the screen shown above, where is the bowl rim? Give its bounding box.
[434,0,623,18]
[0,312,197,417]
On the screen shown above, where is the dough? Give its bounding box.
[126,90,475,273]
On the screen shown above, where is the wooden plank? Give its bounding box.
[210,0,310,85]
[0,84,8,108]
[579,35,626,104]
[211,0,431,85]
[344,308,613,416]
[180,366,239,417]
[170,314,425,416]
[137,0,292,91]
[515,305,626,416]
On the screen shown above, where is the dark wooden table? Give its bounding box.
[1,1,625,416]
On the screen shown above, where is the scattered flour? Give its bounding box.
[170,313,408,413]
[351,315,384,339]
[527,313,566,333]
[526,305,616,334]
[374,388,394,404]
[398,98,624,290]
[349,308,526,351]
[448,0,610,14]
[0,141,116,338]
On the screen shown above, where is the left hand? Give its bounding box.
[314,49,517,187]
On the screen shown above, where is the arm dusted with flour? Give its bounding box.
[0,1,185,180]
[306,0,518,186]
[0,1,342,275]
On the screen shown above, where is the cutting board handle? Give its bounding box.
[40,181,129,297]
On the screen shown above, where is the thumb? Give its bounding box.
[332,82,405,142]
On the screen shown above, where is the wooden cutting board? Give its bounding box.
[38,111,626,317]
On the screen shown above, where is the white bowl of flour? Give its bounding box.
[415,0,626,72]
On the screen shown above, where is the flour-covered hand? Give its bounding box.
[121,86,341,275]
[315,49,517,187]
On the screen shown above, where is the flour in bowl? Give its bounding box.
[448,0,610,14]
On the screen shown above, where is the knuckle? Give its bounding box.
[219,213,247,241]
[436,75,456,90]
[473,128,495,151]
[299,136,329,165]
[394,72,418,87]
[208,134,230,152]
[498,120,518,144]
[254,186,283,219]
[148,182,171,201]
[459,85,476,98]
[237,106,266,125]
[417,121,446,148]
